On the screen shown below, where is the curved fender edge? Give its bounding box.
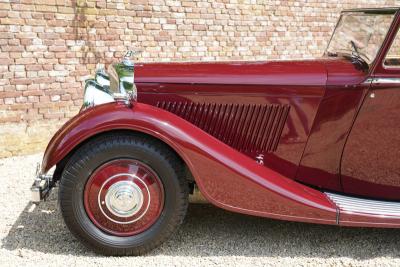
[42,102,338,224]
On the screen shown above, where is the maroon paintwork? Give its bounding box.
[296,59,369,191]
[41,8,400,227]
[42,102,337,224]
[339,12,400,200]
[135,60,327,179]
[341,84,400,200]
[135,60,327,85]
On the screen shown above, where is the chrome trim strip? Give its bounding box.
[369,78,400,84]
[325,192,400,217]
[362,78,373,85]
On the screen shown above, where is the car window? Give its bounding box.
[384,29,400,67]
[326,12,394,65]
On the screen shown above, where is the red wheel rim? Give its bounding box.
[84,159,164,236]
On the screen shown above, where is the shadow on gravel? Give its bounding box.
[3,190,400,259]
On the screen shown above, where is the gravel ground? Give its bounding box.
[1,154,400,266]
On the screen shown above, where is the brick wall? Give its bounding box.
[0,0,397,158]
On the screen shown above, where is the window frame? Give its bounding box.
[383,26,400,69]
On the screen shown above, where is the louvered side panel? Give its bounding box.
[156,101,290,154]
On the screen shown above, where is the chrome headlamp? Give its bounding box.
[82,51,137,110]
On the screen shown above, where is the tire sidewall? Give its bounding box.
[60,137,183,250]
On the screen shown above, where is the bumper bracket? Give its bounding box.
[30,164,55,203]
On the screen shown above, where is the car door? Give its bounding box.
[341,25,400,200]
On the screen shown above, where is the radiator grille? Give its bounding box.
[157,101,290,153]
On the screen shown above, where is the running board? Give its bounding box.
[325,192,400,227]
[325,192,400,216]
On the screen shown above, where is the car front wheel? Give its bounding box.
[59,133,189,256]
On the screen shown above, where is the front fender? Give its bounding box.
[43,102,337,224]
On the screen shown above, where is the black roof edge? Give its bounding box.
[342,7,399,14]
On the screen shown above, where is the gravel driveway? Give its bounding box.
[1,154,400,266]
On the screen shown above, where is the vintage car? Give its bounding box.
[32,7,400,255]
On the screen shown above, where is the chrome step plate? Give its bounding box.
[325,192,400,217]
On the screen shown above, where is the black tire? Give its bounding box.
[59,133,189,256]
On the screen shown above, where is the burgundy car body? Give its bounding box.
[41,8,400,228]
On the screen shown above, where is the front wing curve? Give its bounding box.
[42,102,338,225]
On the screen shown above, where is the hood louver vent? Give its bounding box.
[157,101,290,154]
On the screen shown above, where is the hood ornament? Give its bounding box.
[122,50,142,67]
[122,50,134,68]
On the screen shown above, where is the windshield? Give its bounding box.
[326,11,395,65]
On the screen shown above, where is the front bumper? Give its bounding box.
[30,163,55,203]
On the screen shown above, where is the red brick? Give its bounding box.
[15,58,36,64]
[27,19,46,26]
[194,24,207,31]
[109,22,127,28]
[22,90,44,96]
[49,46,67,52]
[35,5,57,13]
[0,3,11,9]
[57,6,74,14]
[9,103,33,110]
[11,4,31,11]
[4,46,25,53]
[26,65,43,71]
[10,78,32,85]
[0,91,21,98]
[0,18,25,25]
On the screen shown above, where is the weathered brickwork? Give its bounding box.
[0,0,397,157]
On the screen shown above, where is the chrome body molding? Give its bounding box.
[364,77,400,84]
[325,192,400,217]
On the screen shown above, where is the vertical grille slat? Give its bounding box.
[157,101,290,154]
[266,106,284,151]
[272,106,290,151]
[198,103,209,129]
[214,104,227,137]
[238,105,255,150]
[226,104,243,145]
[217,104,232,140]
[253,105,269,150]
[209,103,222,136]
[260,106,277,151]
[232,105,250,149]
[204,103,216,133]
[244,105,261,153]
[222,103,238,144]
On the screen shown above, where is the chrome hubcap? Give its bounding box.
[85,159,164,236]
[105,180,144,218]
